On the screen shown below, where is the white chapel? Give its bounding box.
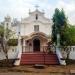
[20,9,52,52]
[0,7,75,66]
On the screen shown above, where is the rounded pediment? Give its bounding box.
[22,32,49,41]
[30,32,48,38]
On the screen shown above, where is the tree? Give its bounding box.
[0,25,17,61]
[61,25,75,46]
[52,8,75,59]
[52,8,67,45]
[63,25,75,63]
[61,25,75,61]
[52,8,69,65]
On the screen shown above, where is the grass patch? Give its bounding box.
[66,59,75,65]
[0,59,15,67]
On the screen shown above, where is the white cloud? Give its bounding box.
[55,0,75,24]
[0,0,36,21]
[0,0,75,25]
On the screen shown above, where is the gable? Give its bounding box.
[21,9,52,24]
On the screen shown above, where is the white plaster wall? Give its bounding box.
[8,46,19,59]
[22,22,51,36]
[20,24,25,36]
[12,10,52,37]
[69,46,75,59]
[0,50,6,60]
[0,46,19,60]
[21,10,52,36]
[62,46,75,60]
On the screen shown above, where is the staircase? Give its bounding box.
[20,52,59,65]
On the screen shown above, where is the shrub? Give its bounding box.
[7,39,18,46]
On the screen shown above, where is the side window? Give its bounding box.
[12,49,14,52]
[12,48,16,52]
[34,25,39,32]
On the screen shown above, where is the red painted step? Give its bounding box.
[20,52,59,65]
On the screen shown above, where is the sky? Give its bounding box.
[0,0,75,25]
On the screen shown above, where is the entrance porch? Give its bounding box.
[22,32,49,52]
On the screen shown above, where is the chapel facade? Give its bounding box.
[19,9,52,53]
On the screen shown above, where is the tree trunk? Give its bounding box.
[0,36,9,66]
[66,51,70,65]
[66,53,69,60]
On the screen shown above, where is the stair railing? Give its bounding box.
[55,46,66,65]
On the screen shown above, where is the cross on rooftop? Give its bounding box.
[35,5,39,9]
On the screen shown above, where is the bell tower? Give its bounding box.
[4,15,11,29]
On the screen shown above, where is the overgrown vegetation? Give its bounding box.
[52,8,75,64]
[52,8,67,45]
[61,25,75,46]
[0,25,17,66]
[7,39,18,46]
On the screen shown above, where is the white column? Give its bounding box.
[23,39,26,52]
[14,21,22,66]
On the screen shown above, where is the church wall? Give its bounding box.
[20,24,25,36]
[24,23,34,35]
[21,10,52,36]
[39,23,52,35]
[21,22,51,36]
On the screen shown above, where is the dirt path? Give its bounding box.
[0,65,75,75]
[0,72,67,75]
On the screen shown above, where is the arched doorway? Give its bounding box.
[33,39,40,52]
